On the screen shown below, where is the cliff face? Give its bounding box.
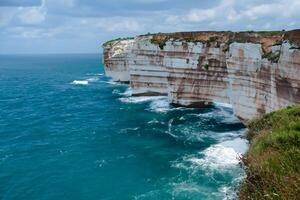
[103,30,300,122]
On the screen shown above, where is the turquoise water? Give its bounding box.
[0,54,247,200]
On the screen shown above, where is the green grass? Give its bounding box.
[256,31,286,36]
[239,105,300,200]
[208,36,217,43]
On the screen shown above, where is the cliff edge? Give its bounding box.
[102,30,300,123]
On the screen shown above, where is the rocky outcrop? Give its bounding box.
[102,30,300,123]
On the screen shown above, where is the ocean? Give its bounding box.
[0,54,247,200]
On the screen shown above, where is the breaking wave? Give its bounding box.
[171,137,248,199]
[71,80,89,85]
[86,77,100,82]
[187,139,247,170]
[113,84,247,199]
[119,96,163,103]
[148,97,170,113]
[172,138,248,170]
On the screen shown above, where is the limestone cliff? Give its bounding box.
[102,30,300,122]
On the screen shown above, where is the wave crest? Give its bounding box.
[71,80,89,85]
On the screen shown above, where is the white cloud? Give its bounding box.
[88,17,144,33]
[1,0,300,54]
[0,0,48,25]
[6,26,62,38]
[18,6,47,24]
[0,7,18,27]
[0,1,47,27]
[186,9,216,22]
[104,20,141,32]
[160,0,300,31]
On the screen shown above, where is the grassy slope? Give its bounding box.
[239,105,300,200]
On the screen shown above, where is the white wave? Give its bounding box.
[188,145,239,169]
[221,137,248,154]
[149,97,170,113]
[173,138,248,172]
[196,111,214,118]
[121,88,132,96]
[119,96,165,104]
[179,116,185,120]
[71,80,89,85]
[213,132,240,142]
[192,138,247,170]
[86,77,99,82]
[86,73,104,76]
[119,93,171,113]
[147,119,161,124]
[112,89,121,94]
[219,186,236,200]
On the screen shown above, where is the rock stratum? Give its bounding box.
[102,30,300,123]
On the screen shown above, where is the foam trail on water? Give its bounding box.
[86,77,99,82]
[71,80,89,85]
[119,96,166,104]
[122,88,132,96]
[86,73,104,76]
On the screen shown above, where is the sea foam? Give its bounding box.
[192,138,247,170]
[172,137,248,173]
[119,96,166,104]
[148,97,170,113]
[71,80,89,85]
[86,77,99,82]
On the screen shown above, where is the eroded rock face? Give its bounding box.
[103,30,300,122]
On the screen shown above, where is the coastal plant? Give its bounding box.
[203,64,209,70]
[258,30,285,36]
[150,37,166,50]
[262,50,281,63]
[239,105,300,200]
[223,38,235,52]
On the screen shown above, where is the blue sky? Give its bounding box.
[0,0,299,54]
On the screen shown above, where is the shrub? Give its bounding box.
[203,64,209,70]
[262,50,281,63]
[150,38,166,50]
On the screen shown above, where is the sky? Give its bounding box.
[0,0,299,54]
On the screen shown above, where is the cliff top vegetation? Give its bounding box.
[239,105,300,200]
